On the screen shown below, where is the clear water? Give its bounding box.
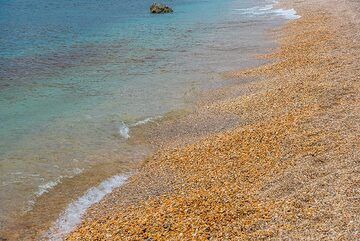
[0,0,298,234]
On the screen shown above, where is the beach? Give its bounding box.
[1,0,359,239]
[64,0,359,240]
[1,0,286,238]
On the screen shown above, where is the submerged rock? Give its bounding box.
[150,3,173,14]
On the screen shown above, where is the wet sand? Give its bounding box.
[64,0,360,239]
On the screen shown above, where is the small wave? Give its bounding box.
[118,116,161,139]
[35,168,84,197]
[36,178,62,197]
[233,2,300,20]
[118,122,130,139]
[132,116,161,127]
[24,168,85,213]
[234,4,274,15]
[273,8,300,20]
[45,174,129,241]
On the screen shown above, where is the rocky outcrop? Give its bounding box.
[150,3,173,14]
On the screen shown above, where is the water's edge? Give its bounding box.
[0,0,301,239]
[44,4,300,240]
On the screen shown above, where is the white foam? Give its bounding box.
[132,116,161,127]
[233,1,300,20]
[118,122,130,139]
[118,116,161,139]
[35,168,84,197]
[234,4,274,15]
[45,174,129,241]
[259,4,275,11]
[273,8,300,20]
[36,178,62,197]
[23,168,86,213]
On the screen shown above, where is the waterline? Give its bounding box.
[45,174,129,240]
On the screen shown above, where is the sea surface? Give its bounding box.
[0,0,299,238]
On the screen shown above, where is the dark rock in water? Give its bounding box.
[150,3,173,14]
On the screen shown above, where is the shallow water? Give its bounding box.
[0,0,299,237]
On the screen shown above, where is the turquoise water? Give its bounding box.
[0,0,299,232]
[1,0,263,154]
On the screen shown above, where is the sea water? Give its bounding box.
[0,0,299,237]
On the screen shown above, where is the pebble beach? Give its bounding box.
[62,0,360,239]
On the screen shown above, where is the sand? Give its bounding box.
[66,0,359,240]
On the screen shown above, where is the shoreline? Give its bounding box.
[0,1,289,236]
[1,1,288,239]
[66,0,359,239]
[2,0,358,239]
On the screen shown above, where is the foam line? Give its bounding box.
[45,174,129,240]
